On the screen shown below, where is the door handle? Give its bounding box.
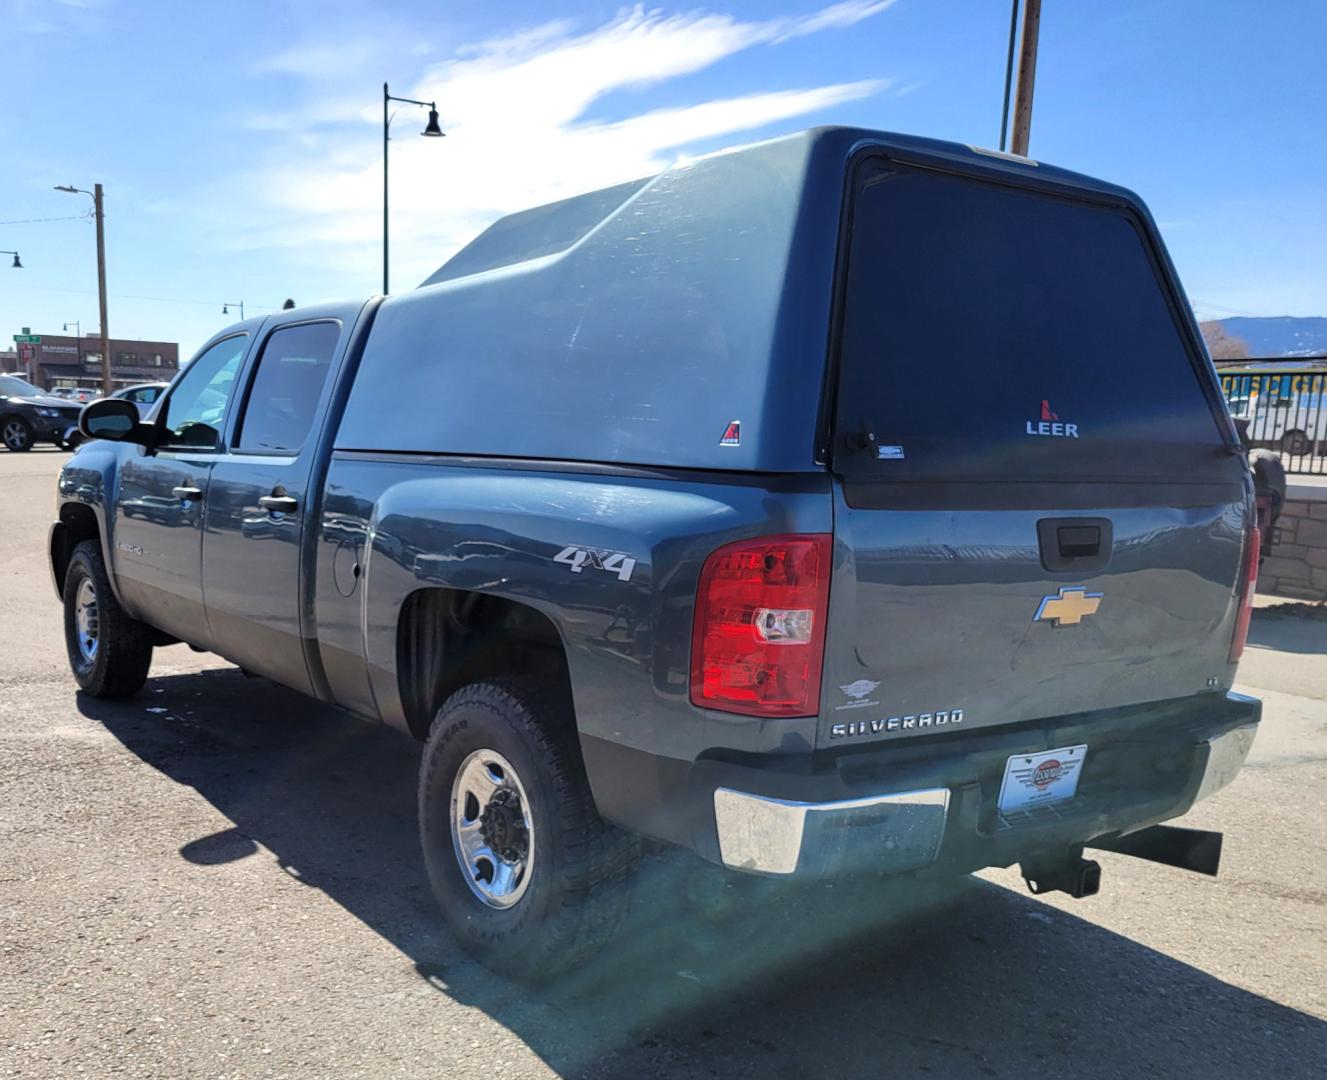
[259,493,299,514]
[172,485,203,502]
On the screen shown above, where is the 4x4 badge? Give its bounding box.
[1034,586,1102,627]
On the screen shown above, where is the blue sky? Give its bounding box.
[2,0,1324,357]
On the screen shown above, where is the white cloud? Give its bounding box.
[239,2,899,288]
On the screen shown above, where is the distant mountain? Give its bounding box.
[1219,316,1327,358]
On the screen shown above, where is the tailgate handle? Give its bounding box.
[1057,525,1101,558]
[1037,517,1113,572]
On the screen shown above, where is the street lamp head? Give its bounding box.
[54,185,79,194]
[222,304,229,314]
[422,107,445,137]
[10,253,20,269]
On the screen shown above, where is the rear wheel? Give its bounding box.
[62,540,154,697]
[418,679,640,981]
[2,416,33,452]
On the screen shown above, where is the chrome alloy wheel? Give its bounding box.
[450,748,534,909]
[74,577,100,665]
[2,419,31,450]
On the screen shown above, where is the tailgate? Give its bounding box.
[819,156,1249,747]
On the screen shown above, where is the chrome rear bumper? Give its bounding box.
[711,718,1258,877]
[713,786,949,875]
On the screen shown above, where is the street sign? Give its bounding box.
[12,334,40,344]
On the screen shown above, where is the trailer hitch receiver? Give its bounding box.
[1020,852,1101,899]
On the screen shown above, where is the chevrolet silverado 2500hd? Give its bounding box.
[51,128,1261,978]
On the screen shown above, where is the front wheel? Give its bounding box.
[418,680,641,980]
[63,540,154,697]
[2,416,33,452]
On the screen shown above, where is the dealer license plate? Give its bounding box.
[998,744,1087,814]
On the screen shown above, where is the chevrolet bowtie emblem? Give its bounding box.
[1034,586,1103,627]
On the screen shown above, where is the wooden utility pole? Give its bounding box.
[93,183,111,396]
[1010,0,1042,157]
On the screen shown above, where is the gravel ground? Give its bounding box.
[1,447,1324,1078]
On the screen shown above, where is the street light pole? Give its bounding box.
[55,183,112,395]
[382,82,444,296]
[63,320,82,373]
[93,184,111,396]
[1,249,21,268]
[222,301,245,320]
[999,0,1020,152]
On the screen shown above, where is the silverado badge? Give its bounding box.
[1034,586,1102,627]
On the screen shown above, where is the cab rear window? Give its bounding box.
[833,166,1226,481]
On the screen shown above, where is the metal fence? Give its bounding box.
[1217,360,1327,475]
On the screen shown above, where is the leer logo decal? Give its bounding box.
[1034,586,1103,627]
[1026,399,1079,438]
[719,420,741,447]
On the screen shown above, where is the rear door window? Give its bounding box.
[833,166,1226,481]
[235,321,340,453]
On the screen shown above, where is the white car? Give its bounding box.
[111,382,170,419]
[1221,370,1327,456]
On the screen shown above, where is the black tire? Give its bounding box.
[62,540,154,698]
[418,679,640,981]
[1280,429,1310,456]
[2,415,34,452]
[1249,447,1287,522]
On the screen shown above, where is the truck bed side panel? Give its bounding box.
[312,454,832,802]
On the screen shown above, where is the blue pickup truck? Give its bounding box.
[51,128,1261,978]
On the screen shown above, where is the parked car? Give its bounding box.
[51,386,97,404]
[50,127,1262,980]
[112,381,170,418]
[0,374,85,451]
[1221,369,1327,455]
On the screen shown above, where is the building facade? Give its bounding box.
[14,334,179,392]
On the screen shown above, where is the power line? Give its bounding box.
[1191,298,1282,319]
[0,213,91,225]
[0,279,279,313]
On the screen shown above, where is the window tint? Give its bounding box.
[236,321,340,453]
[0,375,41,399]
[835,167,1224,481]
[159,336,248,450]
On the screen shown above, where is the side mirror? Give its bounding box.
[80,397,151,446]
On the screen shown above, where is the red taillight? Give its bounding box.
[689,534,832,717]
[1229,523,1261,663]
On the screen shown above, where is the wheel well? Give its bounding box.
[396,588,572,740]
[52,503,100,598]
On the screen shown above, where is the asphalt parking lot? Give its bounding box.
[2,447,1325,1079]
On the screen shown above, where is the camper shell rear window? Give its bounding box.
[832,164,1228,482]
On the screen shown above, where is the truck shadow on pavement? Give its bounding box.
[78,667,1327,1080]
